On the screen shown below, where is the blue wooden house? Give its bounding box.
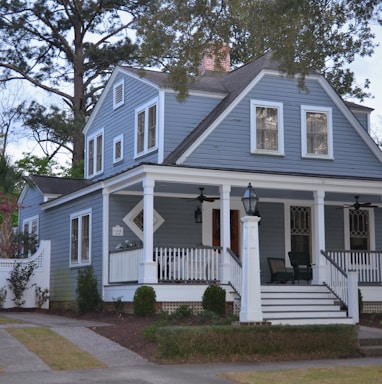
[18,51,382,324]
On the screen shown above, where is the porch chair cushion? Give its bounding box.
[288,252,313,283]
[267,257,294,284]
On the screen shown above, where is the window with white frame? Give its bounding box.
[113,80,124,110]
[250,100,284,155]
[87,129,104,177]
[135,98,158,157]
[344,208,375,251]
[22,215,39,256]
[301,105,333,158]
[70,209,91,266]
[113,134,123,163]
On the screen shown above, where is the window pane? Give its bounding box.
[349,210,369,250]
[81,215,90,262]
[306,112,327,154]
[115,140,121,160]
[88,139,94,175]
[256,106,278,150]
[71,218,79,263]
[96,135,103,172]
[148,105,156,149]
[290,206,311,254]
[137,111,145,153]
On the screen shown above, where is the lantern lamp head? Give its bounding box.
[241,183,259,216]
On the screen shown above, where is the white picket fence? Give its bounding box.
[0,240,51,309]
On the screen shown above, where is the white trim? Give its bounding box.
[113,134,124,164]
[250,99,284,156]
[122,199,164,241]
[86,127,104,178]
[344,208,375,250]
[134,97,159,158]
[113,79,124,110]
[301,105,333,159]
[157,90,165,164]
[69,208,92,267]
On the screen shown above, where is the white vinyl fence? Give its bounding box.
[0,240,51,309]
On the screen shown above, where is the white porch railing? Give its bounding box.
[109,248,142,283]
[155,246,221,282]
[326,250,382,284]
[227,248,242,296]
[109,246,221,284]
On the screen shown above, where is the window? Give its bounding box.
[135,98,158,157]
[70,209,91,266]
[22,215,39,257]
[250,100,284,155]
[301,105,333,158]
[113,134,123,163]
[113,80,124,109]
[344,208,375,251]
[87,129,104,177]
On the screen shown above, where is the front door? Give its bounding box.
[212,209,239,256]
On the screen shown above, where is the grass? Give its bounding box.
[7,327,106,371]
[222,366,382,384]
[0,316,25,324]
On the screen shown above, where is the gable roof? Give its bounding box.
[29,175,92,196]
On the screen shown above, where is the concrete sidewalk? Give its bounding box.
[0,312,382,384]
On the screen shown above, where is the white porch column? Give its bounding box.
[313,190,326,284]
[139,178,157,284]
[219,184,231,283]
[102,187,110,300]
[240,215,263,323]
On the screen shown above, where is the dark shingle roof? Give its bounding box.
[30,175,92,196]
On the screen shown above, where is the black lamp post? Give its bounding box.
[241,183,259,216]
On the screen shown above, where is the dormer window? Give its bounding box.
[87,129,104,177]
[113,80,124,110]
[135,98,158,157]
[250,100,284,155]
[301,105,333,159]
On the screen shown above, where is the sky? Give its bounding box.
[6,24,382,165]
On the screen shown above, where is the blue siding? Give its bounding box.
[352,111,369,132]
[86,72,160,182]
[18,186,44,231]
[184,75,382,178]
[109,195,202,251]
[258,202,285,284]
[42,191,103,301]
[163,93,222,158]
[325,206,345,249]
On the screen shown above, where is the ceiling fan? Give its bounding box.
[188,188,220,203]
[344,196,378,210]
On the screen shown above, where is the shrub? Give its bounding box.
[6,261,36,307]
[202,285,226,315]
[35,286,49,308]
[76,267,101,314]
[112,296,124,314]
[133,286,156,317]
[0,286,7,308]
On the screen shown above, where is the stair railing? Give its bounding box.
[227,248,242,297]
[321,250,359,323]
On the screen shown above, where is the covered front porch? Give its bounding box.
[101,164,382,321]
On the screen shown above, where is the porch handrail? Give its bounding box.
[321,250,348,306]
[155,246,221,282]
[325,250,382,284]
[227,248,242,297]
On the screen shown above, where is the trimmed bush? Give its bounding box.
[202,285,226,315]
[76,267,101,314]
[133,286,156,317]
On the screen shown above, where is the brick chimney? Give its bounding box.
[199,44,230,76]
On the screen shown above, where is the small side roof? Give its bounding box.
[29,175,92,196]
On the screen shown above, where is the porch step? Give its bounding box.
[359,338,382,357]
[260,285,352,326]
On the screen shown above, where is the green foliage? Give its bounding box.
[202,285,226,316]
[35,286,49,308]
[6,261,36,307]
[133,286,156,317]
[137,0,379,100]
[0,286,7,308]
[76,267,101,314]
[154,324,358,361]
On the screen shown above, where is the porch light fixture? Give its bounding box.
[242,183,259,216]
[194,206,202,223]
